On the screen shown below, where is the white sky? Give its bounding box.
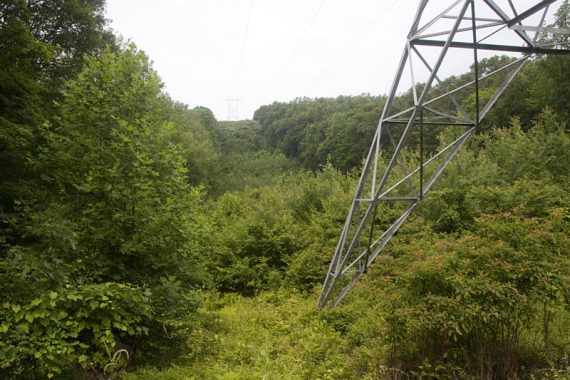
[104,0,414,120]
[104,0,555,121]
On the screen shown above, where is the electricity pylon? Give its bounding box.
[319,0,570,309]
[226,98,241,120]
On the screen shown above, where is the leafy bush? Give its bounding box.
[378,210,570,378]
[0,283,151,378]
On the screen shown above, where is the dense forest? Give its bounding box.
[1,1,569,379]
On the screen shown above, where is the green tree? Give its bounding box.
[42,44,206,286]
[0,0,114,257]
[165,101,222,190]
[0,1,53,252]
[0,45,210,376]
[26,0,114,87]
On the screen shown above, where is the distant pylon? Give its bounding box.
[226,98,241,120]
[319,0,570,309]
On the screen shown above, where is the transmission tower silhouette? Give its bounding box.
[226,98,241,121]
[319,0,570,309]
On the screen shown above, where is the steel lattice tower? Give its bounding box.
[319,0,570,309]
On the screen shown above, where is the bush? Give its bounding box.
[0,283,151,378]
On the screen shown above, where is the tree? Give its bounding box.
[0,0,114,257]
[165,101,222,190]
[26,0,114,87]
[527,0,570,121]
[41,44,205,285]
[0,45,209,376]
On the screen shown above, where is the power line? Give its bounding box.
[263,0,328,100]
[232,0,254,97]
[299,0,399,97]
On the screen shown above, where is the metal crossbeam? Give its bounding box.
[319,0,570,309]
[413,39,570,54]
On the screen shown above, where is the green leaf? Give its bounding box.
[16,323,29,334]
[67,294,83,301]
[30,298,42,307]
[113,322,127,331]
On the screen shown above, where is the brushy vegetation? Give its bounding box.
[1,1,569,379]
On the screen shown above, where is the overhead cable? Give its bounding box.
[263,0,328,99]
[233,0,255,97]
[299,0,400,96]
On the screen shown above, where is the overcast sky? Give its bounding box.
[104,0,417,120]
[104,0,554,121]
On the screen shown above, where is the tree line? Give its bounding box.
[251,51,570,174]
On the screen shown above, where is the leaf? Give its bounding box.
[30,298,42,307]
[113,322,127,331]
[16,323,29,334]
[67,294,83,301]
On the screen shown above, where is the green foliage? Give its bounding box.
[166,102,222,190]
[0,0,113,253]
[124,291,347,380]
[333,109,570,378]
[420,188,475,232]
[0,1,53,252]
[375,210,570,378]
[285,167,355,292]
[529,5,570,121]
[216,151,298,193]
[37,45,207,285]
[252,53,569,176]
[483,110,570,184]
[205,165,353,296]
[211,120,300,193]
[124,106,569,378]
[0,283,151,378]
[215,120,266,154]
[138,278,207,367]
[0,43,212,376]
[26,0,115,86]
[208,185,304,295]
[253,95,384,171]
[2,0,570,377]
